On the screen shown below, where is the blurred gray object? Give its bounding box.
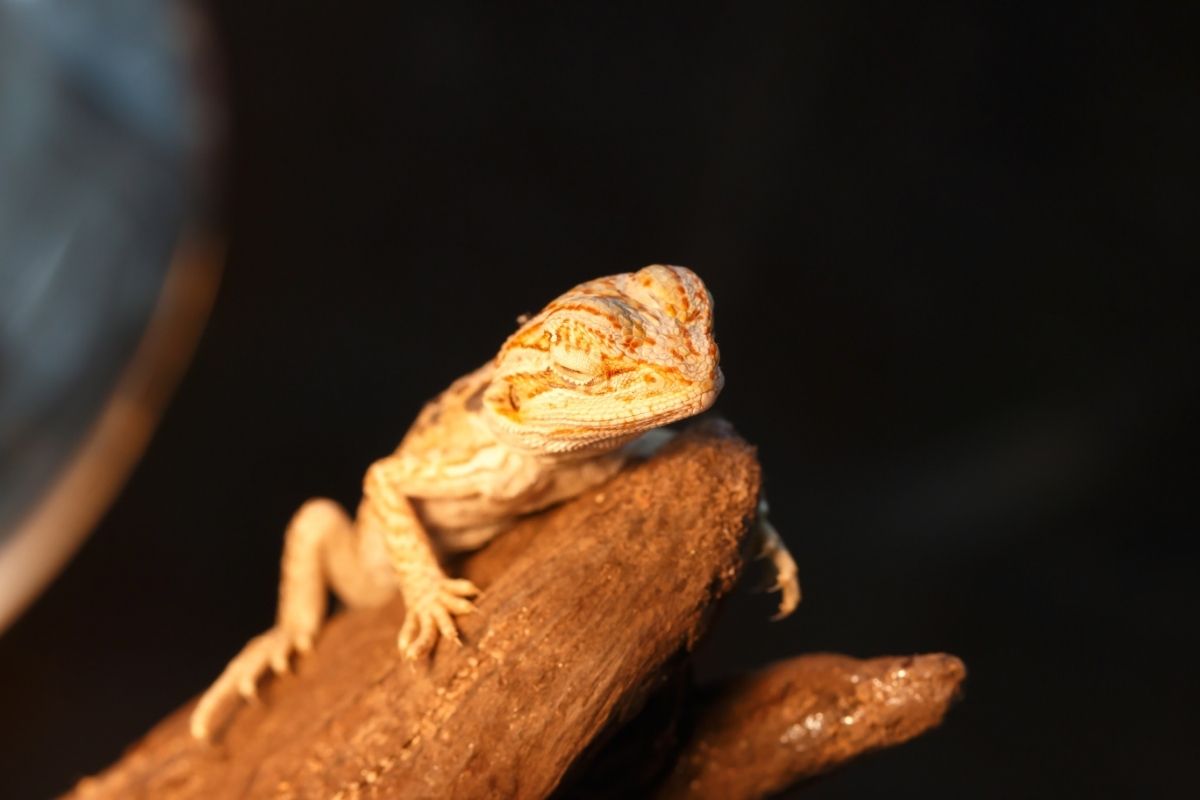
[0,0,216,630]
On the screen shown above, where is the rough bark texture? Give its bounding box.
[66,422,966,800]
[69,422,761,799]
[656,653,967,799]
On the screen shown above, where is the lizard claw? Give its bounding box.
[237,672,259,701]
[768,568,802,620]
[398,576,480,659]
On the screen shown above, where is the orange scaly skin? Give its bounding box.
[190,265,798,740]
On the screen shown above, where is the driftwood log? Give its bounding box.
[68,422,964,799]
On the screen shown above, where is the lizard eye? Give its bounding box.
[551,360,597,385]
[550,343,600,386]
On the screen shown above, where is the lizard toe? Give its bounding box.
[401,612,437,659]
[398,577,477,659]
[442,578,481,597]
[770,575,802,620]
[430,604,460,644]
[438,593,477,615]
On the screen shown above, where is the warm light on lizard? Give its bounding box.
[190,265,798,740]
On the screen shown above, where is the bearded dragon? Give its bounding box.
[190,265,799,740]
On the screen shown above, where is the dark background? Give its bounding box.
[2,2,1197,797]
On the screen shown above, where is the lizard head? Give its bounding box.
[482,265,724,454]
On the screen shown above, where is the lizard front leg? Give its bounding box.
[190,498,394,740]
[364,459,481,659]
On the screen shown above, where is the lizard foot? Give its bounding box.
[753,506,801,620]
[189,625,313,741]
[763,542,801,620]
[398,577,480,660]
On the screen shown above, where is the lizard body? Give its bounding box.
[191,265,796,740]
[374,363,628,536]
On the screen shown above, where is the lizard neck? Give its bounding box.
[523,430,643,464]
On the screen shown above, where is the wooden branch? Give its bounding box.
[656,653,967,799]
[66,422,965,799]
[69,422,761,799]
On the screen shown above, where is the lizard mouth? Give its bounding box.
[482,366,723,455]
[576,365,722,427]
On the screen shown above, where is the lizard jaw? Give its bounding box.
[483,367,723,456]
